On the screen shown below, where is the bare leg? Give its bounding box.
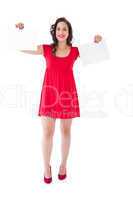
[59,118,72,174]
[41,116,56,177]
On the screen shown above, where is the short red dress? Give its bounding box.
[38,44,80,119]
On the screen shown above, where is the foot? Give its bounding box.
[58,165,66,175]
[44,165,52,184]
[58,165,67,180]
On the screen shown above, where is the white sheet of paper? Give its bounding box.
[78,39,110,66]
[8,23,39,51]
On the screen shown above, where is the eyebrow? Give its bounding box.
[57,27,67,29]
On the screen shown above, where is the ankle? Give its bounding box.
[60,163,67,168]
[44,165,51,177]
[44,163,51,169]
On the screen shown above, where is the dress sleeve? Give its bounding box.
[77,39,110,66]
[74,47,80,60]
[42,44,50,57]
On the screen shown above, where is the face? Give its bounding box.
[56,22,69,42]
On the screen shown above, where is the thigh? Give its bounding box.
[60,118,73,132]
[41,116,56,132]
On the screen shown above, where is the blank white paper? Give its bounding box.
[78,39,110,66]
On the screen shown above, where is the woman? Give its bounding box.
[15,17,102,184]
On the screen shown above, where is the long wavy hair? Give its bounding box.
[50,17,73,55]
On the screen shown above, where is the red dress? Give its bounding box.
[38,44,80,119]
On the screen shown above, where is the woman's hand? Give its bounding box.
[15,22,24,30]
[94,35,102,43]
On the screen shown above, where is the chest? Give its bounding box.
[55,48,71,57]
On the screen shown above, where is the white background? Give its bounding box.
[0,0,133,199]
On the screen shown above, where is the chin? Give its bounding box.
[58,39,66,43]
[57,37,67,43]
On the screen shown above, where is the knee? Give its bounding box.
[61,127,71,136]
[43,127,54,139]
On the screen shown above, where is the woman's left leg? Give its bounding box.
[59,118,73,174]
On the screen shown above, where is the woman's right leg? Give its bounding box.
[41,116,56,177]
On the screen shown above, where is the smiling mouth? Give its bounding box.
[58,35,65,38]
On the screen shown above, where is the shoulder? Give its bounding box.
[41,44,52,57]
[72,46,79,53]
[72,46,78,50]
[42,44,52,49]
[72,46,80,59]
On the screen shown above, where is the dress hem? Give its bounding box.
[38,112,80,119]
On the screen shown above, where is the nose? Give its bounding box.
[59,31,64,34]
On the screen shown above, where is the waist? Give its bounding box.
[46,67,73,73]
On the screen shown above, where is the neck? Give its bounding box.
[57,41,68,49]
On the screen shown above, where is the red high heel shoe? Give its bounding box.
[44,166,52,184]
[58,166,67,180]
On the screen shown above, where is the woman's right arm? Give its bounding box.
[15,22,43,55]
[19,44,43,55]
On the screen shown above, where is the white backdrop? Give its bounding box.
[0,0,133,199]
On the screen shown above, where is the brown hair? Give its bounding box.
[50,17,73,55]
